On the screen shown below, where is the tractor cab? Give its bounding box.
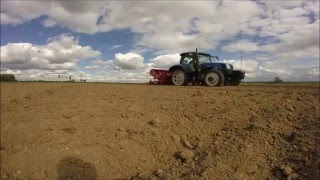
[179,52,225,73]
[180,52,218,69]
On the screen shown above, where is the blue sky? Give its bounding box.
[1,1,319,82]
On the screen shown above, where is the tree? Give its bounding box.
[0,74,17,81]
[274,77,283,83]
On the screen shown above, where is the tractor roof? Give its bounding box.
[180,52,211,57]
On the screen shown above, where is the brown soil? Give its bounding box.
[1,82,319,179]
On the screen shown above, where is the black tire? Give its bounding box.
[171,69,187,86]
[203,70,224,87]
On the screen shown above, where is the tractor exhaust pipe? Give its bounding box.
[195,48,199,84]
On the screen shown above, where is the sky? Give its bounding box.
[1,0,319,82]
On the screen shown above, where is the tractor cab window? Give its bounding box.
[198,55,212,64]
[226,64,232,70]
[181,55,196,72]
[211,56,218,62]
[181,56,194,65]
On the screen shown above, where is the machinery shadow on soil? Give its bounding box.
[57,157,98,180]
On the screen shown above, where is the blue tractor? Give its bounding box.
[149,49,245,86]
[168,50,245,86]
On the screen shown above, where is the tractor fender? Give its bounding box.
[169,65,188,72]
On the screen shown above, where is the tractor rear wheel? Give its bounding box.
[171,69,187,86]
[204,70,224,86]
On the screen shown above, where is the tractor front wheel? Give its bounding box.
[204,70,224,86]
[171,69,187,86]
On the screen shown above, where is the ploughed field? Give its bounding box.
[1,82,319,179]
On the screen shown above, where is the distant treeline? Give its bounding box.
[0,74,17,82]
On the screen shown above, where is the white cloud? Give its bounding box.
[132,1,262,51]
[92,60,114,66]
[70,70,92,80]
[1,34,100,70]
[0,12,24,25]
[87,68,150,83]
[223,59,259,73]
[84,65,100,70]
[308,68,319,76]
[221,57,319,82]
[1,68,65,80]
[114,53,144,69]
[222,40,259,52]
[305,0,320,17]
[84,59,118,71]
[258,66,291,76]
[251,3,319,61]
[41,18,57,27]
[110,44,122,49]
[81,53,157,82]
[1,1,262,50]
[1,1,107,33]
[278,7,308,18]
[261,1,303,11]
[2,1,318,54]
[149,54,180,68]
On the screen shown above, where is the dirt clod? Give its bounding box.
[288,173,299,180]
[285,104,295,112]
[155,169,166,178]
[172,134,180,145]
[115,130,128,139]
[174,150,194,163]
[1,174,8,179]
[281,165,293,176]
[182,139,194,149]
[62,113,72,119]
[149,118,161,126]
